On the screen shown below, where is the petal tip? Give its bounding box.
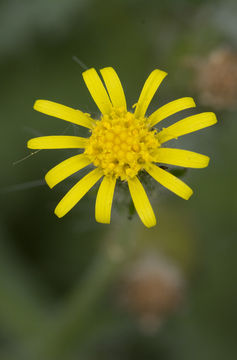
[33,99,41,109]
[82,67,95,77]
[154,68,168,77]
[212,113,218,124]
[205,156,210,167]
[100,66,113,72]
[54,206,64,218]
[45,174,54,189]
[206,112,218,125]
[190,97,196,107]
[146,217,157,228]
[27,139,35,149]
[96,218,110,225]
[186,188,194,200]
[33,99,47,112]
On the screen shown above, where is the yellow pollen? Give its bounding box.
[121,143,128,151]
[126,152,135,161]
[132,129,139,136]
[114,137,120,144]
[117,150,124,158]
[114,144,120,152]
[106,132,114,141]
[120,132,127,141]
[106,142,113,149]
[84,109,160,180]
[108,163,115,170]
[132,144,140,152]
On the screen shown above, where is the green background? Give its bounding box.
[0,0,236,359]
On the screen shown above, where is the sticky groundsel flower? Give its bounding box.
[188,48,237,109]
[27,67,217,227]
[118,254,184,328]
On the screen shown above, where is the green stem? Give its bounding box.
[0,225,47,340]
[29,219,139,360]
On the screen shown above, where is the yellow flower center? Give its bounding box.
[84,109,160,180]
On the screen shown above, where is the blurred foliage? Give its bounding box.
[0,0,237,359]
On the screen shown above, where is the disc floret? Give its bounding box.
[84,109,160,180]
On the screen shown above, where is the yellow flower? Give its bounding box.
[27,67,217,227]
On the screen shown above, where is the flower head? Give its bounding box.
[189,48,237,109]
[27,67,217,227]
[119,254,184,329]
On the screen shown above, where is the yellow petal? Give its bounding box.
[154,148,210,168]
[95,176,116,224]
[145,163,193,200]
[134,69,167,119]
[45,154,91,189]
[82,68,112,115]
[158,112,217,144]
[100,67,127,111]
[128,176,156,228]
[33,100,95,129]
[27,136,88,149]
[148,97,196,128]
[55,168,103,218]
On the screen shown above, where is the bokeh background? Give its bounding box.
[0,0,236,359]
